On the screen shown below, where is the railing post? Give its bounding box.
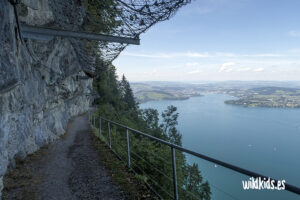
[99,117,102,137]
[171,147,178,200]
[108,121,111,148]
[126,128,131,168]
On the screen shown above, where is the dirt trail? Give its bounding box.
[3,114,125,200]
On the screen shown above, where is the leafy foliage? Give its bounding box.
[120,75,138,111]
[160,105,182,146]
[93,65,211,199]
[86,1,210,198]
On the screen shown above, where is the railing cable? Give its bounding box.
[97,115,300,196]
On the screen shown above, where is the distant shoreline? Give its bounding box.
[139,92,300,109]
[138,94,203,103]
[132,82,300,108]
[224,99,300,108]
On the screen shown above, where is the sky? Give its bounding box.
[113,0,300,82]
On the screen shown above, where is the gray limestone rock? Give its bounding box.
[0,0,93,198]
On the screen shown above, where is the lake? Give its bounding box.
[140,94,300,200]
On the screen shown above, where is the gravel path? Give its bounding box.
[4,114,125,200]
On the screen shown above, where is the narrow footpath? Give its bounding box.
[3,114,125,200]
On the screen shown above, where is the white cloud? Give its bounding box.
[123,51,283,59]
[186,62,200,67]
[122,52,211,58]
[289,30,300,37]
[185,52,211,58]
[218,62,235,72]
[241,54,282,57]
[115,50,300,81]
[253,68,264,72]
[236,67,251,72]
[187,69,202,74]
[122,52,173,58]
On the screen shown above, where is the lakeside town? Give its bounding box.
[131,81,300,108]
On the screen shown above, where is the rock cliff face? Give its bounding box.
[0,0,93,197]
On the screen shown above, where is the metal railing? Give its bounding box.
[21,24,140,44]
[89,112,300,199]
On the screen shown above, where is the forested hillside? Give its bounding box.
[92,63,211,199]
[85,1,212,199]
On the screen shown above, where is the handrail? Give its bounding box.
[97,115,300,196]
[20,24,140,45]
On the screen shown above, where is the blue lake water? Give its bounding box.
[140,94,300,200]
